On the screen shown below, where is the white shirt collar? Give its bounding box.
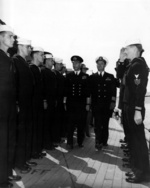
[98,71,105,76]
[75,70,80,75]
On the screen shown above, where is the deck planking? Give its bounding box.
[12,103,150,188]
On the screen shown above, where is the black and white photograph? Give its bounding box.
[0,0,150,187]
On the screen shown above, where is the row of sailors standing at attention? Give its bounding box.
[0,24,117,188]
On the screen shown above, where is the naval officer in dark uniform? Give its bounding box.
[89,56,116,151]
[64,55,90,149]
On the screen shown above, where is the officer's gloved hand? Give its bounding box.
[134,110,142,125]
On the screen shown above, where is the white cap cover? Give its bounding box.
[95,56,108,65]
[32,47,44,52]
[125,38,141,47]
[45,54,53,59]
[0,25,14,33]
[17,38,31,45]
[54,57,63,64]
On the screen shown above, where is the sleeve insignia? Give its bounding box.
[134,74,141,85]
[135,74,139,79]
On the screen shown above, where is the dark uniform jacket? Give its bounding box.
[13,55,34,105]
[0,50,16,104]
[65,71,89,104]
[115,59,130,80]
[54,70,65,103]
[29,63,43,101]
[12,55,35,165]
[123,57,149,108]
[0,49,16,184]
[115,59,130,110]
[89,72,116,108]
[41,67,57,105]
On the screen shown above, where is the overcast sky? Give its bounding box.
[1,0,150,90]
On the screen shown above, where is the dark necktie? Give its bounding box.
[99,72,102,78]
